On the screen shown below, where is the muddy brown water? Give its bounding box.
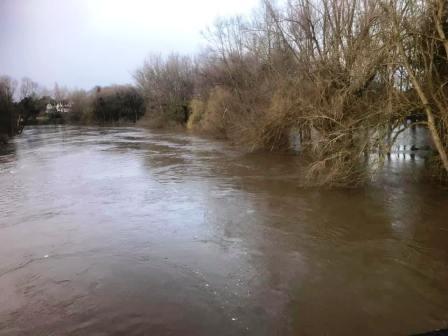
[0,125,447,336]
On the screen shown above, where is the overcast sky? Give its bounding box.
[0,0,259,90]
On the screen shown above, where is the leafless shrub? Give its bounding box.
[135,0,448,186]
[135,54,195,128]
[381,0,448,173]
[69,90,94,124]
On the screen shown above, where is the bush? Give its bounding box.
[186,98,205,130]
[0,76,19,138]
[92,85,144,123]
[135,54,194,128]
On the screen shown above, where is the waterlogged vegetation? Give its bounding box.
[134,0,448,186]
[2,0,448,187]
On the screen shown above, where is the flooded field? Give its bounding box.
[0,126,447,335]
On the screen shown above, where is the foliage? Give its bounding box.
[0,76,18,139]
[92,85,145,123]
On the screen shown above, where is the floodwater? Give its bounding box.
[0,125,447,336]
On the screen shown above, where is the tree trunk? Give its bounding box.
[392,15,448,173]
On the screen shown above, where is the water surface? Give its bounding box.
[1,126,447,335]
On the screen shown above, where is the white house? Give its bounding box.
[56,102,72,113]
[46,101,72,113]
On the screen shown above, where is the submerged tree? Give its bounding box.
[383,0,448,173]
[136,0,448,185]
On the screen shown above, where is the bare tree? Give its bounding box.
[383,0,448,173]
[19,77,39,100]
[134,54,195,127]
[134,0,448,185]
[53,82,68,103]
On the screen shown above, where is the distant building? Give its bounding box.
[46,101,72,113]
[45,103,56,114]
[56,102,72,113]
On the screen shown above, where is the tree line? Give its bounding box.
[2,0,448,185]
[69,85,144,124]
[0,78,145,142]
[135,0,448,185]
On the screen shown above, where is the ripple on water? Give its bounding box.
[0,125,447,336]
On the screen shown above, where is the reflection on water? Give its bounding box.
[0,125,447,336]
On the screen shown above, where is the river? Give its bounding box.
[0,125,447,335]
